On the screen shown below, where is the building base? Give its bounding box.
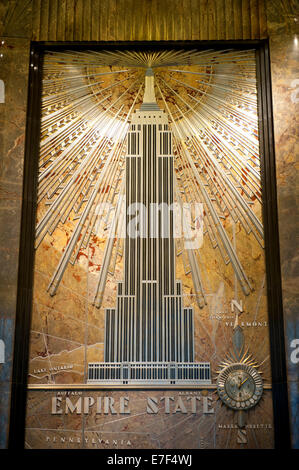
[87,361,211,385]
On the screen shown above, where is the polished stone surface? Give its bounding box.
[0,36,30,448]
[266,0,299,449]
[25,389,275,449]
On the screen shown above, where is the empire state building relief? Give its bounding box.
[28,48,269,395]
[23,46,277,449]
[88,67,210,385]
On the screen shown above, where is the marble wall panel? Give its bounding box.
[0,37,30,448]
[25,390,275,449]
[266,0,299,449]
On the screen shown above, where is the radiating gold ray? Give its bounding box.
[35,48,263,302]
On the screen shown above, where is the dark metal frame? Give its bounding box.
[8,40,290,450]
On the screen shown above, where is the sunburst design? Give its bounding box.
[215,325,264,413]
[216,349,261,374]
[215,324,262,376]
[36,48,263,307]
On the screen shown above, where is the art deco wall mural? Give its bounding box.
[25,47,275,449]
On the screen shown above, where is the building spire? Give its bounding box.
[140,67,160,111]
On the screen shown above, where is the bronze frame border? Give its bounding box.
[8,40,290,450]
